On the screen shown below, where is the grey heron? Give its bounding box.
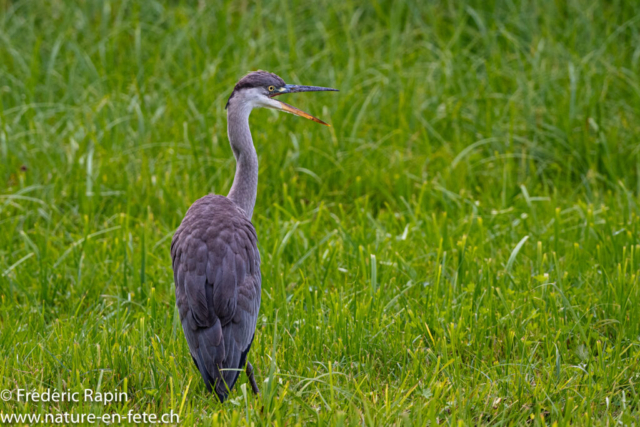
[171,71,337,402]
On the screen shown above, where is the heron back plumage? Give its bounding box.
[171,195,261,402]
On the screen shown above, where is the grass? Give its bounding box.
[1,0,640,424]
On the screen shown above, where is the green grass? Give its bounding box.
[1,0,640,425]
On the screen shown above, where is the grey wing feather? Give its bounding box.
[172,195,261,402]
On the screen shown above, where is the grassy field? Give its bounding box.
[1,0,640,425]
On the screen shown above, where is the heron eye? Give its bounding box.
[268,86,275,92]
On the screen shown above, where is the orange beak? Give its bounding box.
[278,101,331,126]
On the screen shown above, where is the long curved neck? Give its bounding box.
[226,103,258,219]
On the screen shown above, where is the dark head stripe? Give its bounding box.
[226,71,286,109]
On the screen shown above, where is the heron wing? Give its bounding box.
[172,195,261,402]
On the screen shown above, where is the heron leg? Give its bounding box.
[246,361,260,395]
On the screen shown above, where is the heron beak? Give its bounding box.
[277,102,330,126]
[272,84,338,126]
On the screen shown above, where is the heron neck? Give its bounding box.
[227,103,258,220]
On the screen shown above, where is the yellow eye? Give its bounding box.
[268,86,275,92]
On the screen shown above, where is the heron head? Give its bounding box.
[225,71,338,126]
